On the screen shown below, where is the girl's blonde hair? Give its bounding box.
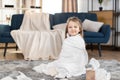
[65,16,83,38]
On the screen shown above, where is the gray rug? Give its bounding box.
[0,59,120,80]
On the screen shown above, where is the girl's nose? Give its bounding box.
[72,27,75,30]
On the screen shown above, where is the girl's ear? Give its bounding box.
[79,29,81,33]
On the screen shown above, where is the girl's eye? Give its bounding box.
[68,26,72,28]
[74,26,78,28]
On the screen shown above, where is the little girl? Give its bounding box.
[33,17,88,78]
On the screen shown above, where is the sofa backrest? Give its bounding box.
[51,13,97,28]
[10,13,97,30]
[10,14,53,30]
[10,14,24,30]
[49,14,54,29]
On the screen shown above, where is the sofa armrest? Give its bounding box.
[0,24,10,32]
[99,24,111,43]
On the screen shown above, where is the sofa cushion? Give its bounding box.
[0,32,11,38]
[82,19,104,32]
[84,31,104,38]
[53,23,67,31]
[0,32,14,43]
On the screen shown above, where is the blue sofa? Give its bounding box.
[0,13,111,57]
[0,14,24,56]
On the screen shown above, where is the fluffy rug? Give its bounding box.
[0,59,120,80]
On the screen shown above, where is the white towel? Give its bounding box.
[33,35,88,77]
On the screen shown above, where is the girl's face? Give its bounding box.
[67,21,81,36]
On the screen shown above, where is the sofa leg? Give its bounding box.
[98,43,102,57]
[4,43,8,57]
[90,43,93,51]
[16,44,18,50]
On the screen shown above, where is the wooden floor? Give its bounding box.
[0,44,120,61]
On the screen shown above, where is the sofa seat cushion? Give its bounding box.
[0,37,14,43]
[0,32,14,43]
[0,32,12,38]
[84,31,104,38]
[0,25,10,32]
[84,37,108,43]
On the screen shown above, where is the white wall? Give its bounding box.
[78,0,113,12]
[78,0,88,12]
[2,0,16,8]
[42,0,62,14]
[91,0,113,11]
[25,0,31,8]
[0,0,17,23]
